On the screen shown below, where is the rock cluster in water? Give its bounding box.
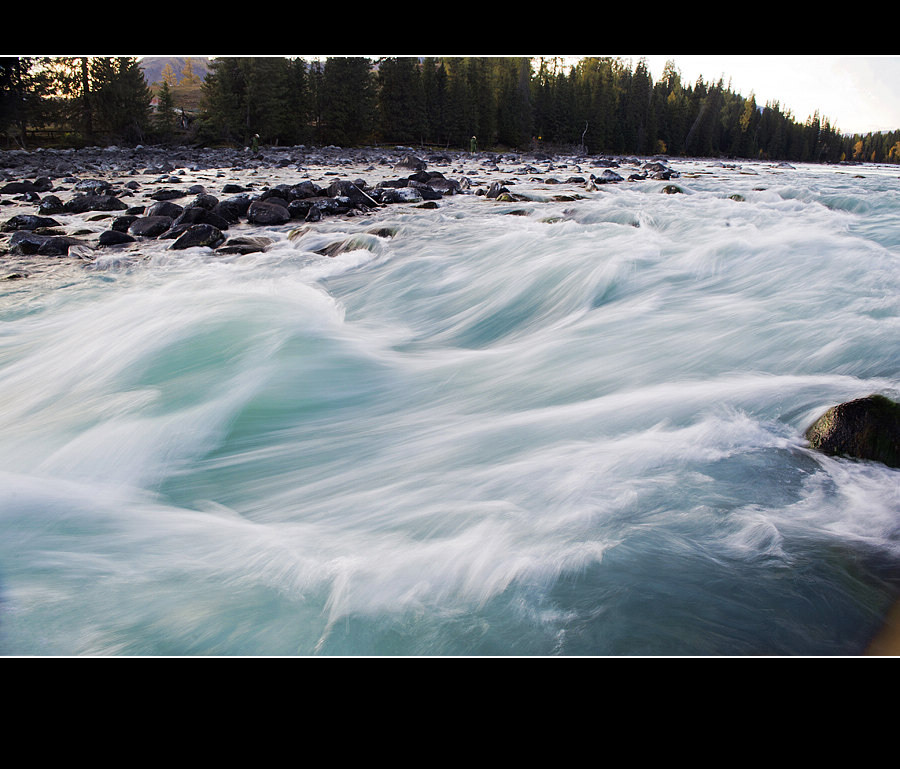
[806,394,900,468]
[0,144,682,261]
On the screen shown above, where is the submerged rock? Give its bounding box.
[216,235,273,255]
[805,394,900,468]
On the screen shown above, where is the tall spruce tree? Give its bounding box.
[376,57,426,145]
[320,57,375,146]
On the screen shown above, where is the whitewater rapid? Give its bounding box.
[1,157,899,655]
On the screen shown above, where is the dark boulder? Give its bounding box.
[1,178,53,194]
[111,215,139,232]
[805,394,900,468]
[38,195,65,215]
[323,179,379,208]
[173,206,230,230]
[74,178,112,194]
[213,194,251,223]
[247,198,290,225]
[395,154,426,171]
[216,236,274,255]
[372,187,423,204]
[150,188,186,201]
[407,180,443,200]
[190,192,219,210]
[99,229,136,247]
[146,200,184,218]
[290,181,321,199]
[486,181,510,199]
[591,170,625,184]
[170,224,226,250]
[128,215,174,238]
[2,214,62,232]
[8,230,85,256]
[64,194,129,214]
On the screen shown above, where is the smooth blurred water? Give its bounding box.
[2,159,899,655]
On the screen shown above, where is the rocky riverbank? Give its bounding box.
[0,143,685,267]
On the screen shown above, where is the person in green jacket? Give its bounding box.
[470,135,477,153]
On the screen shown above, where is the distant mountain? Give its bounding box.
[140,56,211,85]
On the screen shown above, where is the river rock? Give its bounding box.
[64,193,129,214]
[213,194,251,223]
[99,229,136,246]
[38,195,65,215]
[170,224,226,250]
[247,199,290,225]
[805,394,900,468]
[173,206,230,230]
[591,169,625,184]
[2,214,62,232]
[147,200,184,218]
[129,215,174,237]
[216,235,274,255]
[1,178,53,194]
[8,230,86,256]
[395,154,426,171]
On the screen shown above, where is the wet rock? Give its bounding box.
[74,178,112,194]
[173,206,230,230]
[150,188,187,201]
[407,180,443,200]
[314,234,378,258]
[2,214,62,232]
[247,199,290,225]
[170,224,226,250]
[8,230,86,256]
[190,193,219,210]
[590,170,625,184]
[0,178,53,194]
[111,215,139,232]
[213,194,251,223]
[129,215,174,237]
[146,200,184,218]
[395,154,426,171]
[99,229,136,246]
[64,193,129,214]
[375,187,423,204]
[216,236,274,255]
[486,181,510,199]
[38,195,65,215]
[323,179,380,208]
[805,394,900,468]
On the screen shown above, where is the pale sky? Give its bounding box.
[630,55,900,136]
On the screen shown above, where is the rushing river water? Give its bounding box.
[1,157,899,656]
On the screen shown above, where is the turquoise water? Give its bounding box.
[1,160,899,655]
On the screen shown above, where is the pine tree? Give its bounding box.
[154,80,177,140]
[377,57,426,145]
[320,57,375,146]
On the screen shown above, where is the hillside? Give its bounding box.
[140,56,210,86]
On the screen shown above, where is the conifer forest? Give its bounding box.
[2,55,898,164]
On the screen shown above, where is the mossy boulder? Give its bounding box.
[805,394,900,468]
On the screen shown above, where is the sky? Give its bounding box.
[624,55,900,136]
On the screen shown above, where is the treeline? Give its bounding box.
[3,55,899,165]
[1,56,152,147]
